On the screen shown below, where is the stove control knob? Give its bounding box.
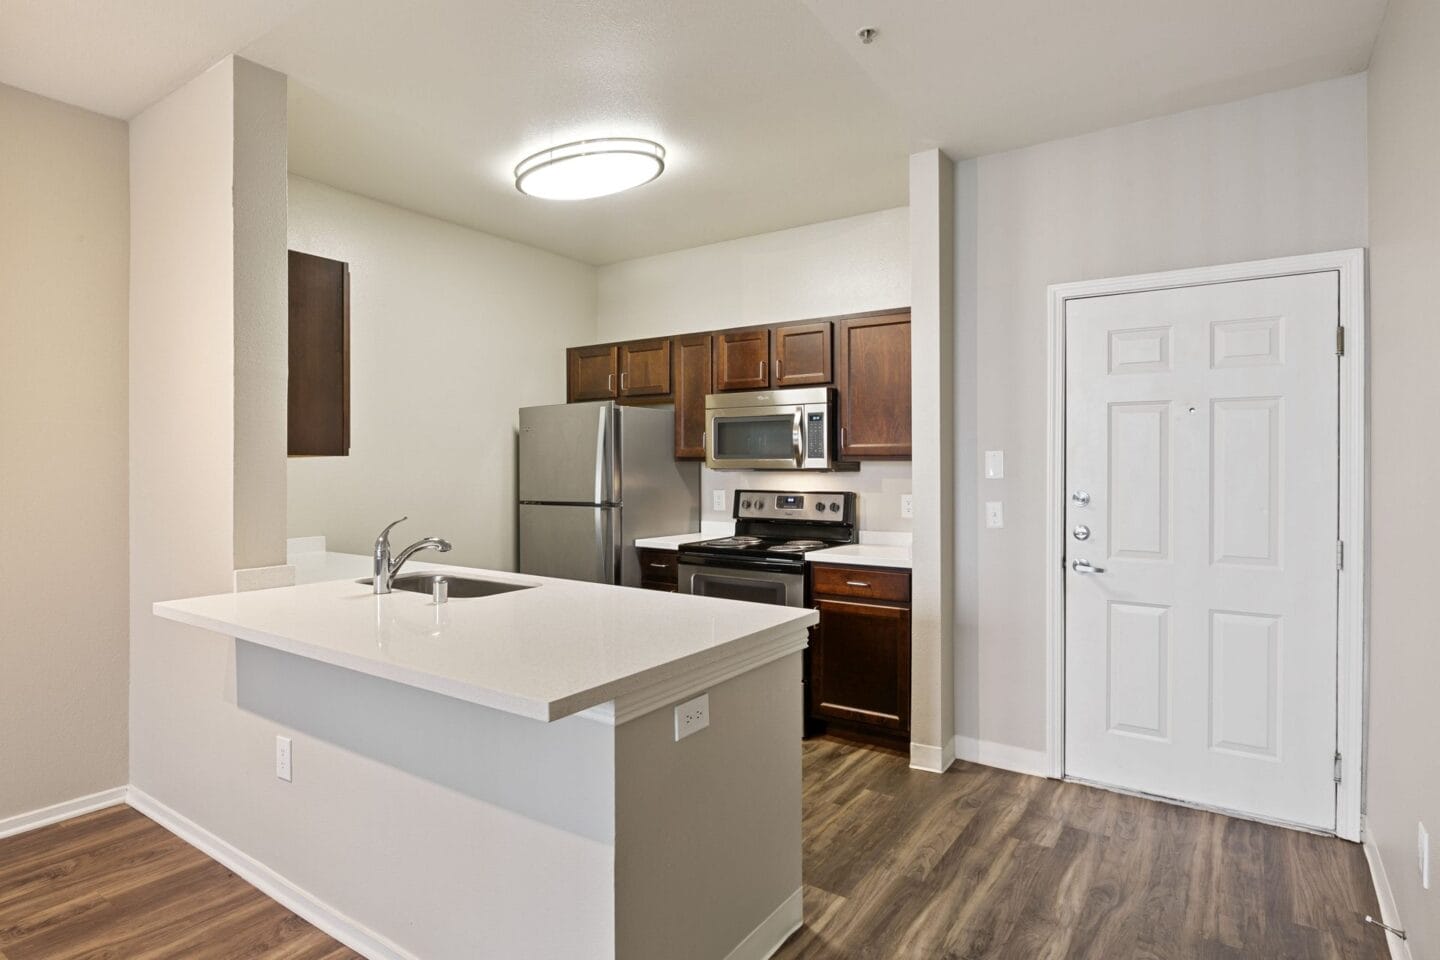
[815,503,826,513]
[829,502,841,512]
[754,501,764,511]
[741,499,752,509]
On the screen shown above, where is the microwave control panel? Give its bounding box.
[734,491,851,520]
[805,412,826,459]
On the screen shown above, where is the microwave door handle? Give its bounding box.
[793,408,804,468]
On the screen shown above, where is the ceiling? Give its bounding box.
[802,0,1390,159]
[1,0,1390,265]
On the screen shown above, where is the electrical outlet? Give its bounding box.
[900,494,914,519]
[275,735,292,782]
[985,450,1005,479]
[674,693,710,741]
[712,489,726,511]
[985,501,1004,529]
[1421,822,1431,890]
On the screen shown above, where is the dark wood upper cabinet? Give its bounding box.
[672,334,713,459]
[567,344,618,402]
[836,312,911,459]
[772,321,833,387]
[288,250,350,457]
[713,329,772,391]
[618,338,671,398]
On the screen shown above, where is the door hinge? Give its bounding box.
[1336,326,1345,356]
[1334,751,1343,783]
[1337,540,1345,570]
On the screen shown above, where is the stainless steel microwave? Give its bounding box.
[704,387,856,471]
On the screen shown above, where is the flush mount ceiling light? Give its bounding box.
[514,138,666,200]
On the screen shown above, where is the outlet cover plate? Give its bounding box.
[275,735,292,782]
[900,494,914,519]
[712,489,727,511]
[675,693,710,741]
[985,501,1004,529]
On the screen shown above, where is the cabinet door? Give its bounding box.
[772,321,832,387]
[568,345,618,402]
[713,329,772,391]
[618,338,671,398]
[672,334,713,459]
[288,250,350,457]
[810,598,911,733]
[836,313,911,458]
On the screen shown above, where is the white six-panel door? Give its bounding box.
[1064,272,1339,831]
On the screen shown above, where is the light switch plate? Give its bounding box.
[712,489,727,511]
[985,450,1005,479]
[900,494,914,519]
[985,501,1004,529]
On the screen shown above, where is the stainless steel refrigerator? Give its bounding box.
[518,401,699,586]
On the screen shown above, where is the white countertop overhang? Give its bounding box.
[154,564,817,724]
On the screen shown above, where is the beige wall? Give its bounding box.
[286,176,597,569]
[0,83,130,819]
[596,206,914,536]
[954,73,1370,760]
[1367,0,1440,952]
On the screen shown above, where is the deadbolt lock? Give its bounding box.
[1072,524,1091,541]
[1071,490,1090,507]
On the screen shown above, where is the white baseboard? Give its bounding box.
[724,887,803,960]
[954,736,1050,778]
[126,786,416,960]
[1362,817,1414,960]
[910,736,956,773]
[0,786,128,840]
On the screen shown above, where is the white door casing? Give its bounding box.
[1062,272,1340,832]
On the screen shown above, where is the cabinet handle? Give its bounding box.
[776,359,782,380]
[845,580,871,588]
[607,373,614,391]
[620,371,628,391]
[840,426,846,449]
[649,563,668,569]
[759,360,767,382]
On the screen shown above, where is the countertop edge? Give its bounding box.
[153,598,817,724]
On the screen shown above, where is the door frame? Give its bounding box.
[1043,249,1367,841]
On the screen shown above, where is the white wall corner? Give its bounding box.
[908,148,957,768]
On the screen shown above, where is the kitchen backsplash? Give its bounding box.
[700,461,913,532]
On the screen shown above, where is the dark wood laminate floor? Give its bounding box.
[776,737,1389,960]
[0,739,1388,959]
[0,806,360,960]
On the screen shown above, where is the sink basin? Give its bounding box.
[358,573,537,598]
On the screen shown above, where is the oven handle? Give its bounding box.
[792,407,804,468]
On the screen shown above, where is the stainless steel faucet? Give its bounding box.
[373,517,452,594]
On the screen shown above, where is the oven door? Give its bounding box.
[678,559,805,607]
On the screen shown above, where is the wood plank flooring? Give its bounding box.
[0,805,360,959]
[0,738,1388,958]
[775,737,1389,960]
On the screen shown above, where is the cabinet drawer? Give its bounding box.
[811,564,909,602]
[636,548,678,585]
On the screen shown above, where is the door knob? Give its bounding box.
[1071,559,1105,574]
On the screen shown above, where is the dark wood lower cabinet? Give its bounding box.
[636,548,678,592]
[807,564,911,741]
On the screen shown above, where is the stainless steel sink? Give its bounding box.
[357,573,536,598]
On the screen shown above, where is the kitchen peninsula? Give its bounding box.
[154,565,816,960]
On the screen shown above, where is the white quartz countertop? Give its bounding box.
[632,532,707,550]
[804,544,913,569]
[154,563,817,723]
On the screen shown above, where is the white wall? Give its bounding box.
[953,74,1370,758]
[1366,0,1440,952]
[286,177,596,569]
[597,206,913,534]
[0,82,129,819]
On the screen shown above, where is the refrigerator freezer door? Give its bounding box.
[519,402,616,505]
[518,503,619,584]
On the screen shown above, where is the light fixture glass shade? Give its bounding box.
[514,138,666,200]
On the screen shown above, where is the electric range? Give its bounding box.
[677,490,857,607]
